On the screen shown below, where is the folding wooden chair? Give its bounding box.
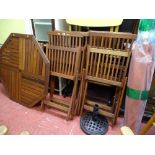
[0,33,50,107]
[80,31,136,126]
[41,31,88,119]
[42,46,81,120]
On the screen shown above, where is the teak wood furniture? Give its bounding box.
[42,46,81,120]
[0,33,50,107]
[80,31,136,125]
[41,31,88,120]
[0,31,137,125]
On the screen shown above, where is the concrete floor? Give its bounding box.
[0,83,154,135]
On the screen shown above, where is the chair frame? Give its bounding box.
[42,45,81,120]
[80,31,136,125]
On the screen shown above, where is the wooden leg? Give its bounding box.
[140,113,155,135]
[41,100,45,110]
[69,25,72,31]
[80,80,88,115]
[113,77,127,125]
[50,76,55,97]
[77,70,85,115]
[115,26,119,32]
[58,77,62,96]
[77,26,81,31]
[75,25,78,31]
[110,27,114,32]
[67,76,79,119]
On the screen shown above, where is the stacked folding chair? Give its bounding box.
[41,31,88,120]
[80,31,136,125]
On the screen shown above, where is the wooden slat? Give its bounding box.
[89,31,136,39]
[61,49,65,74]
[116,38,120,50]
[59,48,62,73]
[22,77,44,88]
[103,54,109,78]
[100,54,105,77]
[96,53,101,77]
[33,46,37,75]
[21,88,42,99]
[87,76,122,87]
[21,95,34,103]
[51,97,70,107]
[101,36,104,47]
[53,49,56,72]
[92,52,97,76]
[108,37,112,48]
[22,38,26,70]
[56,49,59,72]
[19,38,23,70]
[22,83,43,95]
[85,99,112,111]
[22,71,45,83]
[71,52,75,75]
[123,53,131,78]
[51,72,74,80]
[118,57,126,81]
[64,50,69,74]
[114,56,121,81]
[68,51,72,75]
[88,52,93,75]
[121,38,125,50]
[44,101,69,113]
[107,55,112,79]
[84,105,114,118]
[110,56,117,80]
[90,48,130,57]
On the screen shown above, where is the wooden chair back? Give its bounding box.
[89,31,136,49]
[48,31,88,75]
[86,46,131,87]
[47,45,81,79]
[0,33,50,107]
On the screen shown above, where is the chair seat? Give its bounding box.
[0,125,8,135]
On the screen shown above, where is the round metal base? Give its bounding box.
[80,112,109,135]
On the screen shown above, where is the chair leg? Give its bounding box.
[40,100,45,110]
[113,77,127,125]
[50,76,55,97]
[140,113,155,135]
[80,81,88,115]
[67,76,79,119]
[77,69,86,115]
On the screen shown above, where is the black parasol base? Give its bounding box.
[80,104,109,135]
